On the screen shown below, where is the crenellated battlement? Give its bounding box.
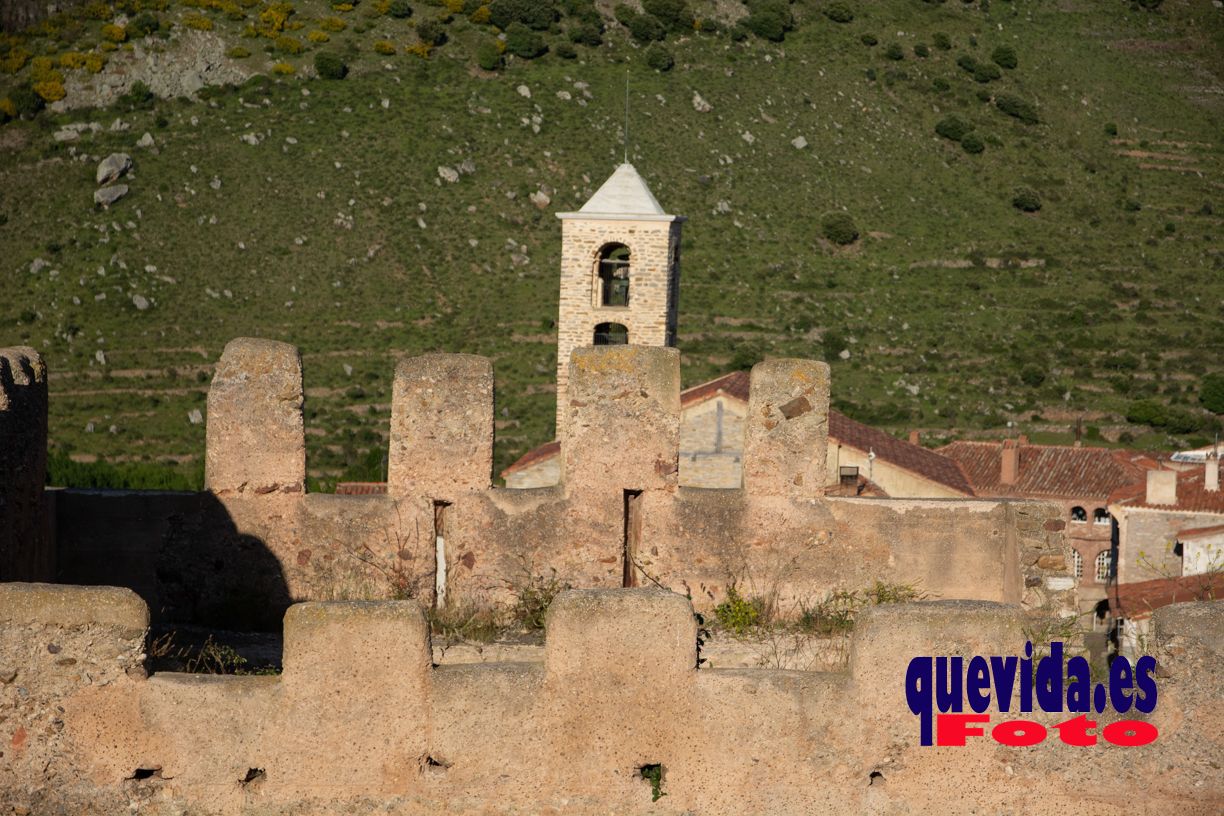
[0,340,1079,629]
[0,583,1220,814]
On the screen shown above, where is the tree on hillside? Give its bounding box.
[1201,374,1224,415]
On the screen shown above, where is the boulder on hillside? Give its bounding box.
[94,184,129,208]
[96,153,132,185]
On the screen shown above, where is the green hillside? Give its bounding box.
[1,0,1222,490]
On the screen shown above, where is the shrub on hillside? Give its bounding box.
[9,84,44,117]
[821,212,860,245]
[823,2,854,23]
[33,79,66,102]
[555,41,577,59]
[417,19,446,45]
[272,62,295,75]
[743,1,793,42]
[307,30,329,42]
[1201,374,1224,415]
[914,43,929,58]
[646,44,674,71]
[373,39,396,54]
[860,33,877,46]
[476,41,502,69]
[935,115,971,141]
[992,44,1017,69]
[995,94,1038,124]
[490,0,556,31]
[319,16,346,30]
[1012,188,1041,212]
[643,0,694,33]
[388,0,412,17]
[960,132,985,154]
[1020,366,1046,387]
[884,42,904,60]
[275,35,303,53]
[128,12,160,37]
[628,13,666,42]
[1104,122,1118,136]
[570,23,603,46]
[228,45,253,56]
[933,31,951,50]
[504,22,546,58]
[119,79,155,110]
[973,61,1001,82]
[314,51,348,78]
[956,54,977,74]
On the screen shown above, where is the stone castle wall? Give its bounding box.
[14,339,1078,629]
[0,347,51,583]
[1,583,1220,814]
[555,217,681,431]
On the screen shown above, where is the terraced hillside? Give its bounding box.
[1,0,1222,489]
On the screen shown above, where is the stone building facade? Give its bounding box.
[554,163,683,431]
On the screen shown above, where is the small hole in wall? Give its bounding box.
[128,768,162,781]
[869,770,885,786]
[637,763,666,802]
[240,768,265,786]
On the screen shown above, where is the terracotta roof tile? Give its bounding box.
[1176,523,1224,540]
[938,441,1153,501]
[829,411,973,495]
[1110,468,1224,514]
[1109,573,1224,620]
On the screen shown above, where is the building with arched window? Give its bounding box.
[554,163,684,431]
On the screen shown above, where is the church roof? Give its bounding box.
[557,163,677,221]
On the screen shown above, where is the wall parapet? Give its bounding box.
[1,585,1219,814]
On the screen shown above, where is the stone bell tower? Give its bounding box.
[554,163,684,431]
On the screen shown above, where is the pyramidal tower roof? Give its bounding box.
[557,163,679,222]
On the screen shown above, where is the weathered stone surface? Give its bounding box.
[92,184,128,207]
[204,338,305,495]
[562,345,680,492]
[742,358,831,498]
[0,582,147,629]
[95,152,131,185]
[388,353,493,499]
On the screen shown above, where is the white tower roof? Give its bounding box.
[557,163,679,222]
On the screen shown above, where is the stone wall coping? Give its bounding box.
[0,582,148,629]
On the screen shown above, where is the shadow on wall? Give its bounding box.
[53,489,290,631]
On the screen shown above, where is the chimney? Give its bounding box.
[1207,451,1220,493]
[908,430,920,446]
[1018,434,1029,445]
[1146,470,1177,506]
[1001,439,1019,485]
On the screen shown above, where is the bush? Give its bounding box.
[570,23,603,46]
[743,1,792,42]
[645,44,674,71]
[914,43,929,58]
[33,79,66,102]
[275,35,303,53]
[995,94,1038,124]
[469,4,491,23]
[973,61,1001,82]
[1201,374,1224,414]
[1104,121,1118,136]
[821,211,859,245]
[992,44,1017,69]
[643,0,694,33]
[960,132,985,154]
[1020,365,1046,387]
[1012,187,1041,212]
[860,33,877,46]
[271,61,295,75]
[935,115,971,141]
[417,19,446,45]
[319,16,346,30]
[504,22,546,57]
[555,41,577,59]
[184,13,213,30]
[476,41,502,69]
[932,77,949,92]
[823,2,854,23]
[729,24,748,42]
[956,54,978,73]
[119,79,154,110]
[228,45,252,57]
[714,586,761,635]
[128,12,160,37]
[307,30,329,42]
[933,31,951,50]
[314,51,348,78]
[884,42,904,60]
[373,39,396,54]
[10,84,44,117]
[628,13,665,42]
[490,0,556,30]
[388,0,412,17]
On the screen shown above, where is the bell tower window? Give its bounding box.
[594,322,628,345]
[597,244,631,307]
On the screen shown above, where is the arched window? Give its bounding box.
[593,322,628,346]
[1093,507,1110,525]
[597,244,630,307]
[1095,550,1112,583]
[1071,506,1087,523]
[1071,550,1083,580]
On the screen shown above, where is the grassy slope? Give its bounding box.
[0,0,1221,488]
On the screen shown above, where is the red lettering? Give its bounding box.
[1053,714,1097,746]
[936,713,990,746]
[1102,720,1159,747]
[991,719,1047,747]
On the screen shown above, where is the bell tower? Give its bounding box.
[554,163,684,431]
